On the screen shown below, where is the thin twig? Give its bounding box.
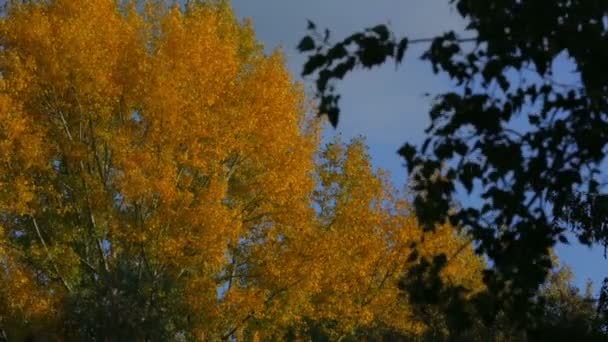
[409,36,477,45]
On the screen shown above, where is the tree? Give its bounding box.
[265,138,484,340]
[530,264,605,341]
[300,0,608,331]
[448,260,608,341]
[0,0,484,339]
[290,259,608,341]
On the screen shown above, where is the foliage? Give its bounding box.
[289,260,608,341]
[300,0,608,331]
[262,138,484,340]
[452,262,608,342]
[0,0,485,339]
[530,265,604,340]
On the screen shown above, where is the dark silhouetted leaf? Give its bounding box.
[396,37,408,63]
[297,36,315,52]
[302,54,326,76]
[306,19,316,30]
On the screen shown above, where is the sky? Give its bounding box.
[230,0,608,290]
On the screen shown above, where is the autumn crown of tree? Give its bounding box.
[0,0,485,340]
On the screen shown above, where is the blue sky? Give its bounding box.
[230,0,607,290]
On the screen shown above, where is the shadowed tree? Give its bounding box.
[300,0,608,335]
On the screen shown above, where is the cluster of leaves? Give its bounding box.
[300,0,608,333]
[299,21,409,127]
[0,1,486,339]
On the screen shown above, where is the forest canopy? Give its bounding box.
[0,0,485,339]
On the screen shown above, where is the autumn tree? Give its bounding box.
[249,138,484,340]
[0,0,484,340]
[0,0,318,338]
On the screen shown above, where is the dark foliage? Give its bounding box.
[300,0,608,336]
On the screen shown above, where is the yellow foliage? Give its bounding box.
[0,0,483,339]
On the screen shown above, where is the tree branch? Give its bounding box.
[31,217,72,293]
